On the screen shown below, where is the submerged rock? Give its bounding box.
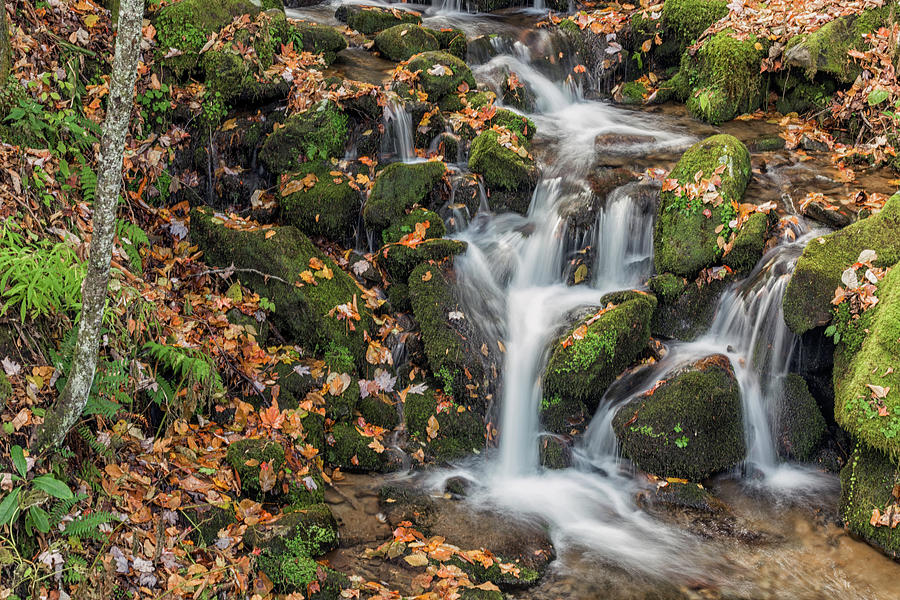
[259,101,349,174]
[782,193,900,335]
[374,24,439,62]
[776,373,826,462]
[544,291,657,410]
[840,444,900,560]
[653,134,752,278]
[613,354,745,480]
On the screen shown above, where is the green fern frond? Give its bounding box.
[64,511,121,540]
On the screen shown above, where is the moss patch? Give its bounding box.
[613,355,745,480]
[363,161,446,232]
[226,438,285,499]
[260,101,349,175]
[783,193,900,335]
[840,444,900,559]
[654,134,751,277]
[406,51,476,101]
[488,109,536,142]
[722,211,770,274]
[777,373,826,461]
[280,162,361,241]
[405,390,484,461]
[346,6,421,35]
[468,129,537,192]
[325,422,386,471]
[650,272,732,341]
[375,25,439,62]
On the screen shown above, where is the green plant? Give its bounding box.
[115,219,149,274]
[143,341,225,409]
[437,366,454,397]
[200,90,227,129]
[0,446,74,536]
[136,83,173,131]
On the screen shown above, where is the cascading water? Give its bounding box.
[380,97,415,162]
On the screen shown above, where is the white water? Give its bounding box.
[381,97,416,162]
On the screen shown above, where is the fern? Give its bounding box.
[143,341,224,401]
[115,219,148,274]
[76,424,113,458]
[79,161,98,204]
[49,492,89,527]
[63,555,88,585]
[63,511,120,540]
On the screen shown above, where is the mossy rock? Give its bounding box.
[488,109,535,142]
[776,374,826,462]
[784,4,896,84]
[290,22,348,65]
[325,422,386,471]
[279,162,361,241]
[678,30,769,124]
[191,207,371,363]
[540,395,587,436]
[405,390,484,462]
[406,51,476,101]
[613,355,745,480]
[439,90,496,113]
[619,80,648,105]
[363,161,447,232]
[660,0,728,54]
[539,435,573,470]
[502,76,535,112]
[322,345,361,421]
[833,265,900,458]
[226,438,285,499]
[459,589,504,600]
[653,134,752,278]
[782,193,900,335]
[154,0,265,77]
[650,271,732,341]
[379,238,466,284]
[345,5,421,35]
[468,129,538,195]
[260,101,349,174]
[433,28,468,61]
[840,444,900,559]
[285,468,327,510]
[544,291,657,410]
[359,396,400,429]
[721,211,771,274]
[226,308,270,346]
[649,481,727,513]
[375,25,439,62]
[449,554,544,590]
[185,505,236,546]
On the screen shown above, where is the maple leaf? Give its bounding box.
[260,399,285,429]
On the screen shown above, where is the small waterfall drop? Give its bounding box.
[380,97,415,162]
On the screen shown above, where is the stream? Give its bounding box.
[289,3,900,597]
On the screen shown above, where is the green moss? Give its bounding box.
[834,266,900,458]
[185,505,236,546]
[379,238,466,284]
[375,25,439,62]
[654,134,751,277]
[840,444,900,559]
[325,422,385,471]
[613,356,745,480]
[439,90,496,112]
[260,101,349,174]
[540,395,587,435]
[226,438,285,499]
[449,555,543,590]
[544,291,657,409]
[190,207,371,363]
[432,29,467,61]
[406,51,476,101]
[285,469,326,510]
[647,273,686,304]
[468,129,537,192]
[359,396,400,429]
[651,273,732,341]
[784,4,896,84]
[778,374,826,461]
[363,161,447,232]
[620,80,648,105]
[722,211,770,274]
[661,0,728,48]
[0,372,10,408]
[459,589,504,600]
[289,22,348,65]
[382,208,445,245]
[783,193,900,334]
[405,389,483,461]
[280,162,361,241]
[346,6,421,35]
[154,0,262,77]
[488,109,536,142]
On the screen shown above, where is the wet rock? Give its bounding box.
[776,373,826,462]
[782,192,900,334]
[617,80,648,105]
[800,199,853,229]
[840,444,900,559]
[286,21,348,65]
[502,74,535,112]
[380,238,467,285]
[488,108,536,142]
[259,100,349,174]
[469,130,538,216]
[279,161,362,242]
[540,394,588,436]
[374,24,439,62]
[446,173,485,225]
[326,423,389,472]
[747,134,787,153]
[654,134,752,278]
[405,389,484,462]
[544,291,657,411]
[363,161,447,233]
[226,307,270,346]
[340,4,421,35]
[539,434,574,469]
[613,354,746,480]
[358,396,400,429]
[444,476,471,498]
[630,0,728,70]
[226,437,285,499]
[722,211,772,275]
[432,28,468,61]
[191,207,372,364]
[406,51,477,102]
[185,504,237,546]
[642,481,727,514]
[649,271,732,341]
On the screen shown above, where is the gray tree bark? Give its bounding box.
[35,0,144,451]
[1,0,10,83]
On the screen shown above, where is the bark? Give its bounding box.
[35,0,144,451]
[1,0,10,83]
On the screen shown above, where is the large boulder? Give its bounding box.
[375,24,439,62]
[279,162,361,241]
[776,373,826,462]
[363,161,446,232]
[832,264,900,459]
[544,291,657,410]
[260,101,349,175]
[406,51,476,102]
[190,207,371,364]
[631,0,728,69]
[404,389,485,462]
[342,5,421,35]
[653,134,752,278]
[613,354,745,480]
[840,445,900,560]
[468,129,538,215]
[782,193,900,335]
[649,269,734,341]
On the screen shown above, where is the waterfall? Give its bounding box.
[592,184,655,290]
[380,97,415,162]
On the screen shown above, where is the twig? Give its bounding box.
[190,266,290,285]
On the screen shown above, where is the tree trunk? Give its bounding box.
[1,0,10,83]
[35,0,144,451]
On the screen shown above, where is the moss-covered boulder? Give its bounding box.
[649,271,733,341]
[840,444,900,559]
[613,355,745,480]
[722,211,771,274]
[325,423,387,471]
[363,161,447,232]
[660,0,728,52]
[407,51,476,101]
[289,21,348,65]
[433,28,468,61]
[540,395,587,436]
[344,5,421,35]
[405,389,484,461]
[832,265,900,458]
[784,4,896,84]
[260,101,349,175]
[654,134,752,278]
[776,374,826,461]
[375,25,439,62]
[468,129,538,215]
[279,162,361,241]
[544,291,657,410]
[618,80,648,105]
[488,109,535,142]
[191,207,371,363]
[782,193,900,335]
[676,31,769,124]
[226,438,285,499]
[359,396,400,429]
[154,0,265,76]
[185,505,237,547]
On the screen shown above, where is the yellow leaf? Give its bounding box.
[404,552,429,567]
[421,270,433,282]
[300,270,316,284]
[265,230,276,239]
[84,14,100,28]
[753,42,763,51]
[641,38,653,53]
[426,415,440,440]
[309,257,325,270]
